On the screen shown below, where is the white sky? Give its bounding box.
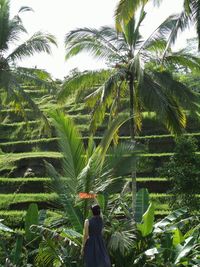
[10,0,196,80]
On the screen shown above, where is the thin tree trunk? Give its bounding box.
[129,75,137,218]
[129,75,134,140]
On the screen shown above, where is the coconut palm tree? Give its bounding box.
[61,7,200,214]
[115,0,200,50]
[0,0,57,121]
[63,7,200,137]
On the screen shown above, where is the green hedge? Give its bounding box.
[0,138,58,153]
[0,178,51,193]
[0,193,58,209]
[0,210,63,228]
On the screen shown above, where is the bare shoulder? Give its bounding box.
[84,219,89,226]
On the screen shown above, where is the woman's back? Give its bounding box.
[88,216,103,236]
[84,216,111,267]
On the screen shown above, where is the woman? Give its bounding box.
[81,204,111,267]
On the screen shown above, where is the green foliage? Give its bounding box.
[158,136,200,211]
[64,4,200,138]
[0,193,57,209]
[10,235,23,266]
[134,206,200,266]
[137,202,155,237]
[135,188,149,223]
[115,0,200,52]
[0,0,57,126]
[25,203,39,242]
[42,111,143,266]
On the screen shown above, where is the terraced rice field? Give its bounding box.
[1,85,200,228]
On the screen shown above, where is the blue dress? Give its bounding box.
[84,216,111,267]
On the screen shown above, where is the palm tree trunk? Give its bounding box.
[129,75,137,218]
[129,75,134,140]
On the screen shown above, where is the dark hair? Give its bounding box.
[91,204,101,216]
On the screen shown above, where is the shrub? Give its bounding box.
[158,136,200,212]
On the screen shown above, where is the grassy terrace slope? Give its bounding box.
[0,86,200,227]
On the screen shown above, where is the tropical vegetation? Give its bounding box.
[61,1,200,214]
[0,0,200,266]
[158,136,200,211]
[115,0,200,50]
[0,0,57,123]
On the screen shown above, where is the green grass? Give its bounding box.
[0,177,50,183]
[135,132,200,139]
[0,151,61,162]
[0,120,39,127]
[0,193,58,209]
[0,178,51,193]
[0,137,58,153]
[0,138,58,147]
[136,177,167,182]
[0,152,61,174]
[155,203,169,210]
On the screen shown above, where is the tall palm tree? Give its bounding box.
[61,7,200,214]
[0,0,57,120]
[115,0,200,50]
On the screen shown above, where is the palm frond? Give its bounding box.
[87,70,127,133]
[18,6,33,13]
[123,16,136,46]
[130,55,144,133]
[47,112,86,227]
[132,7,146,48]
[50,111,86,183]
[152,69,199,111]
[0,0,11,51]
[7,72,51,130]
[78,116,139,195]
[102,141,143,179]
[107,220,136,255]
[5,14,27,48]
[98,113,130,158]
[162,11,191,57]
[35,239,63,267]
[141,14,189,53]
[7,31,57,62]
[164,52,200,71]
[57,69,110,102]
[143,38,167,54]
[14,67,57,92]
[65,27,124,62]
[140,72,186,135]
[188,0,200,49]
[114,0,147,31]
[45,161,84,233]
[77,154,101,195]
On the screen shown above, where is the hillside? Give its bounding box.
[1,85,200,228]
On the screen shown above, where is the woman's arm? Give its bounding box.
[81,219,89,256]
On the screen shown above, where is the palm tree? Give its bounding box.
[0,0,57,120]
[115,0,200,50]
[46,111,142,228]
[42,111,140,265]
[61,7,200,214]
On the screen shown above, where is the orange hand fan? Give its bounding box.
[79,192,97,199]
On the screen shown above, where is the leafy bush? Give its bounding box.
[158,136,200,212]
